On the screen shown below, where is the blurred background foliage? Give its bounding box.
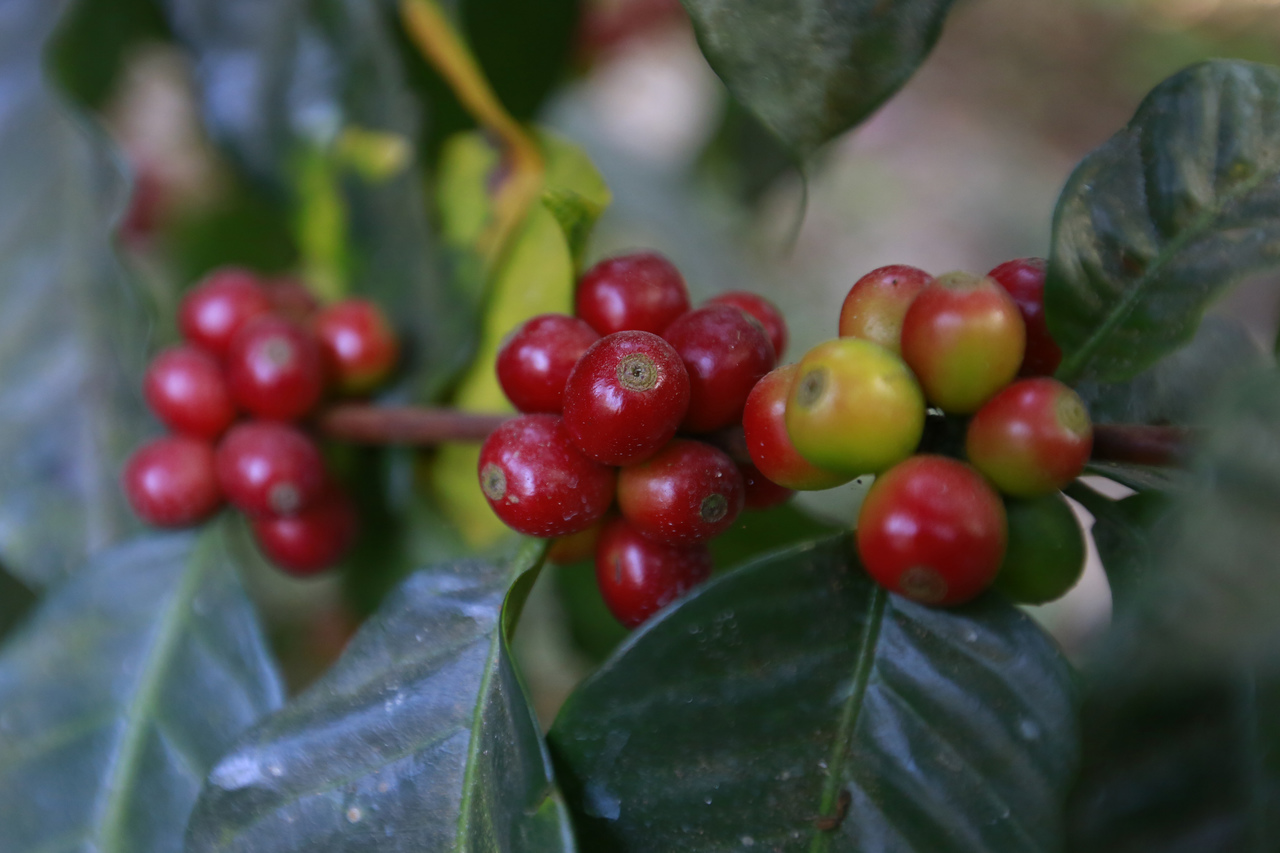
[32,0,1280,716]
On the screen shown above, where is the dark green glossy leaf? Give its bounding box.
[1081,462,1190,494]
[550,536,1078,852]
[160,0,467,400]
[1047,60,1280,384]
[1075,315,1269,425]
[184,541,574,852]
[681,0,958,155]
[0,524,284,853]
[0,0,151,587]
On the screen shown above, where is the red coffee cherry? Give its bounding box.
[252,484,358,576]
[122,436,223,527]
[478,414,617,537]
[575,252,691,336]
[900,272,1026,414]
[987,258,1062,377]
[314,298,401,394]
[594,516,713,628]
[226,315,327,421]
[839,264,934,355]
[742,365,852,491]
[706,291,788,358]
[215,422,326,517]
[738,462,794,510]
[966,378,1093,497]
[562,331,690,465]
[856,455,1007,607]
[496,314,600,413]
[143,345,238,440]
[617,439,745,545]
[663,305,776,433]
[178,268,273,358]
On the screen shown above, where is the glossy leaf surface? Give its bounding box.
[185,542,574,852]
[551,536,1078,852]
[0,0,150,586]
[0,526,284,853]
[1047,61,1280,384]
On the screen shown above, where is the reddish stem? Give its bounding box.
[317,404,508,445]
[317,404,1195,468]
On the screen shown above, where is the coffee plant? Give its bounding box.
[2,0,1279,851]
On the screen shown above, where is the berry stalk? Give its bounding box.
[314,402,1193,466]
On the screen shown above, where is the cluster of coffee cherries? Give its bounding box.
[748,259,1092,608]
[478,252,788,627]
[121,267,400,575]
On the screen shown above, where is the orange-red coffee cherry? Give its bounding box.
[706,291,788,358]
[215,422,327,517]
[548,516,610,566]
[900,271,1026,413]
[252,484,358,576]
[663,305,776,433]
[857,455,1007,607]
[988,258,1061,377]
[785,339,926,477]
[562,331,690,465]
[226,315,327,421]
[314,298,400,394]
[742,365,851,491]
[122,436,223,527]
[497,314,600,413]
[594,516,713,628]
[263,277,321,323]
[617,439,745,545]
[738,462,794,510]
[143,345,238,440]
[478,414,616,537]
[178,268,273,359]
[575,252,691,336]
[966,378,1093,497]
[838,264,934,355]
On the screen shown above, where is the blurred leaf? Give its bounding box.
[1047,60,1280,385]
[1076,315,1270,425]
[1068,669,1280,853]
[1066,483,1174,612]
[0,525,284,853]
[1081,462,1190,494]
[394,0,582,156]
[185,541,575,852]
[431,130,609,548]
[550,536,1079,851]
[1106,367,1280,670]
[48,0,171,109]
[680,0,958,155]
[0,0,152,587]
[160,0,466,400]
[0,565,36,642]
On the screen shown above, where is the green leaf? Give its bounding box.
[431,131,610,548]
[0,0,151,587]
[1047,60,1280,384]
[680,0,958,155]
[1065,483,1174,612]
[0,524,284,853]
[550,536,1079,852]
[184,540,575,852]
[159,0,465,400]
[1075,315,1270,425]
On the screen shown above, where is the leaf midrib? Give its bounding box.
[1054,157,1277,385]
[808,585,886,853]
[94,534,215,852]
